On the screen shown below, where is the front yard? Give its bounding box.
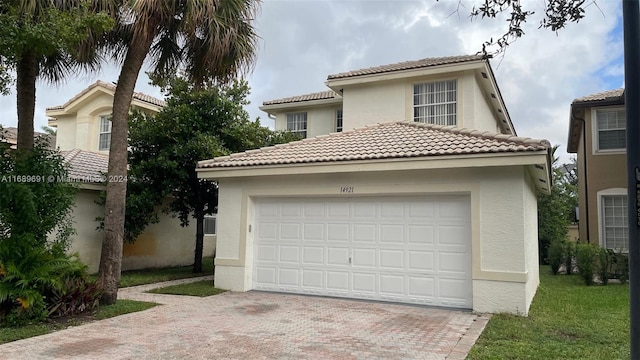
[468,266,630,359]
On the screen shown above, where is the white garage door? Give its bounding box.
[253,195,472,308]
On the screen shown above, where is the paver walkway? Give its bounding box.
[0,277,490,360]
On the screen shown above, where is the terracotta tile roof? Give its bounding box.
[61,149,109,183]
[46,80,166,111]
[1,126,56,149]
[262,90,340,106]
[572,88,624,104]
[327,55,486,80]
[198,121,549,169]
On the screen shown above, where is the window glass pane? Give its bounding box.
[413,80,456,125]
[597,110,626,150]
[204,216,216,235]
[602,195,628,250]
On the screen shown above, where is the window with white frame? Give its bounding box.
[413,79,457,125]
[286,112,307,138]
[98,115,112,151]
[602,194,628,250]
[204,215,216,235]
[336,109,343,132]
[596,109,626,151]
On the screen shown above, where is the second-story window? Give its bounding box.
[596,109,626,151]
[336,109,343,132]
[98,115,112,151]
[287,112,307,138]
[413,79,457,126]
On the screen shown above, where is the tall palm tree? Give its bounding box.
[2,0,114,151]
[98,0,259,304]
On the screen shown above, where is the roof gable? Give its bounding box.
[46,80,166,115]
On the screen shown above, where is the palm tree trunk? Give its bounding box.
[15,50,38,151]
[98,30,157,305]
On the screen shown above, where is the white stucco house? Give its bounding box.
[46,81,216,272]
[197,54,551,315]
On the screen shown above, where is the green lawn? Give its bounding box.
[468,266,630,359]
[0,299,157,345]
[148,279,226,297]
[118,257,214,288]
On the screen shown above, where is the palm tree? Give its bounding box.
[98,0,259,304]
[2,1,114,151]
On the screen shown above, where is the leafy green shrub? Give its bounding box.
[565,241,576,274]
[547,238,566,275]
[47,277,102,318]
[612,252,629,284]
[597,247,616,285]
[576,243,600,286]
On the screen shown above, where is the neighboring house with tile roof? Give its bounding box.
[567,88,627,251]
[197,54,552,316]
[43,82,215,273]
[0,126,56,150]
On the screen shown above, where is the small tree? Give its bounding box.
[538,146,576,265]
[125,78,298,273]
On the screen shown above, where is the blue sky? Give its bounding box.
[0,0,626,163]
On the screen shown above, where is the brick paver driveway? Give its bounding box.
[0,277,489,360]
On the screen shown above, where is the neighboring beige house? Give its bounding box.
[197,55,552,315]
[46,81,216,272]
[567,88,627,250]
[1,127,55,149]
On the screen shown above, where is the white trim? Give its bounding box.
[596,188,628,250]
[591,106,626,155]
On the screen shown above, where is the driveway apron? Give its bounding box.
[0,277,489,360]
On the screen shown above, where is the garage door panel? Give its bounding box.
[354,201,376,217]
[380,224,404,243]
[280,223,300,240]
[302,269,324,288]
[379,274,404,295]
[279,246,300,263]
[353,248,376,267]
[327,271,349,291]
[408,251,434,271]
[352,272,376,292]
[257,245,277,262]
[408,225,435,244]
[302,247,324,265]
[303,223,324,241]
[254,196,471,309]
[354,224,376,242]
[380,201,405,218]
[329,202,350,217]
[328,223,350,241]
[379,249,404,269]
[304,202,325,217]
[327,247,349,265]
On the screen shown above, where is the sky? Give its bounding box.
[0,0,625,163]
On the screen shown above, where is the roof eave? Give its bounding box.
[259,97,343,113]
[324,61,486,91]
[197,151,550,180]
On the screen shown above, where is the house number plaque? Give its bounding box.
[340,186,354,194]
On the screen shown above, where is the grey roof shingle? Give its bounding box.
[61,149,108,182]
[262,90,340,106]
[198,121,549,169]
[327,55,485,80]
[572,88,624,104]
[46,80,166,111]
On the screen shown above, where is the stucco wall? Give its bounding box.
[274,105,342,138]
[580,108,627,246]
[212,165,539,315]
[58,189,210,273]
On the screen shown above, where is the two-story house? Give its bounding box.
[46,80,216,272]
[567,89,627,250]
[197,55,552,315]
